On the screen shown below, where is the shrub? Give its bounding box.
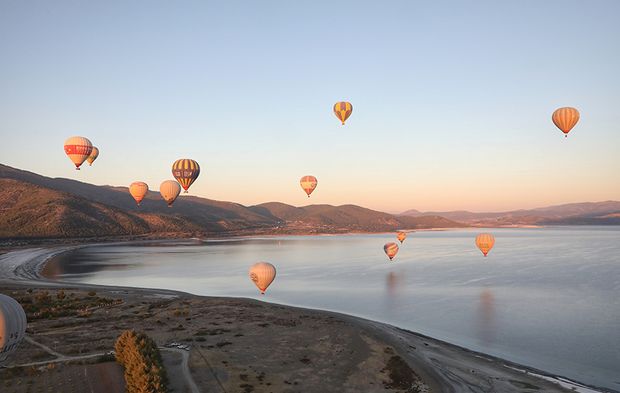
[114,330,168,393]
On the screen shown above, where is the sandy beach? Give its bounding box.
[0,245,606,393]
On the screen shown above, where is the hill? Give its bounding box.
[0,164,463,239]
[400,201,620,226]
[0,178,200,238]
[249,203,465,233]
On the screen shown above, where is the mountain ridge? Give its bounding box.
[0,164,463,239]
[400,201,620,226]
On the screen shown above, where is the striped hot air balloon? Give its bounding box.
[0,294,27,364]
[397,232,407,244]
[552,107,580,137]
[475,233,495,257]
[63,136,93,170]
[172,159,200,193]
[86,146,99,166]
[300,175,318,197]
[160,180,181,207]
[249,262,277,295]
[384,242,399,261]
[333,101,353,125]
[129,181,149,206]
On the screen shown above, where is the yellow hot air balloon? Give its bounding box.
[333,101,353,125]
[384,242,399,261]
[172,159,200,193]
[249,262,276,295]
[300,175,318,197]
[0,294,27,365]
[86,146,99,166]
[160,180,181,207]
[129,181,149,206]
[475,233,495,257]
[63,136,93,170]
[397,232,406,244]
[552,107,580,137]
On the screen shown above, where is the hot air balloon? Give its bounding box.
[384,242,399,261]
[129,182,149,206]
[172,159,200,193]
[397,232,406,244]
[63,136,93,170]
[86,147,99,166]
[160,180,181,207]
[0,294,27,364]
[249,262,276,295]
[300,175,318,197]
[552,107,580,137]
[475,233,495,257]
[333,101,353,125]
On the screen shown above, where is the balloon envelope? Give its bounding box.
[86,146,99,166]
[476,233,495,257]
[172,159,200,193]
[63,136,93,170]
[397,232,406,244]
[249,262,276,294]
[160,180,181,207]
[129,182,149,206]
[552,107,580,137]
[0,294,27,364]
[384,242,399,261]
[333,101,353,125]
[300,175,318,197]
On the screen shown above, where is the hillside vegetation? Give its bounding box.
[0,164,463,239]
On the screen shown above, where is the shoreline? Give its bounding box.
[0,242,611,393]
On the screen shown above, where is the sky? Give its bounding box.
[1,1,619,213]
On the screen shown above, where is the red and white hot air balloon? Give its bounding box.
[63,136,93,170]
[300,175,318,197]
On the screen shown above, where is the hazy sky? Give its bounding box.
[1,1,618,213]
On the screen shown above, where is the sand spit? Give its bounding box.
[0,246,609,393]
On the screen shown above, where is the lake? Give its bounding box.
[45,227,620,391]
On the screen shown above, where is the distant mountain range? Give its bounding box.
[0,164,463,239]
[400,201,620,226]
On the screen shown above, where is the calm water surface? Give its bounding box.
[47,227,620,391]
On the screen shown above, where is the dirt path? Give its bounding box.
[161,348,201,393]
[17,336,200,393]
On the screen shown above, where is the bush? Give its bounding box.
[114,330,168,393]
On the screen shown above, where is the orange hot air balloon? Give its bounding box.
[300,175,318,197]
[552,107,580,137]
[397,232,406,244]
[384,242,399,261]
[475,233,495,257]
[172,159,200,193]
[129,182,149,206]
[86,146,99,166]
[160,180,181,207]
[333,101,353,125]
[63,136,93,170]
[249,262,276,295]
